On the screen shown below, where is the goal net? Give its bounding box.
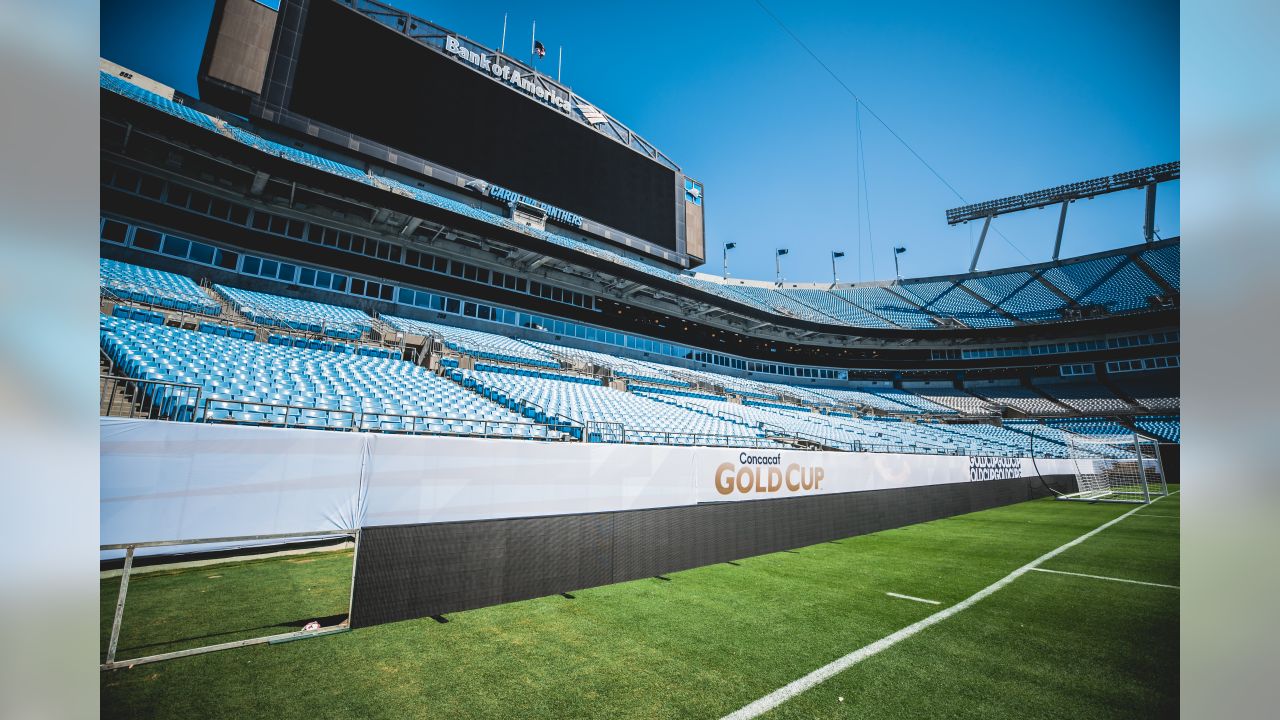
[1059,432,1168,504]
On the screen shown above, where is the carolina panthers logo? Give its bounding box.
[684,179,703,205]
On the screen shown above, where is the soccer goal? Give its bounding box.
[1059,432,1168,504]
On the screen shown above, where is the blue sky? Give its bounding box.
[101,0,1179,284]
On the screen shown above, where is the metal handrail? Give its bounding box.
[107,291,414,358]
[99,374,571,439]
[101,288,215,329]
[355,410,568,440]
[97,377,1065,457]
[99,374,204,421]
[197,397,571,440]
[581,420,779,449]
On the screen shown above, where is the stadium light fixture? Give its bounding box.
[723,242,737,280]
[947,161,1179,271]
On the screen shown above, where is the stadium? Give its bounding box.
[98,1,1179,717]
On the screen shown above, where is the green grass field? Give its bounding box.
[101,490,1179,719]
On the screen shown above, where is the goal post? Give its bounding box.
[1059,432,1168,504]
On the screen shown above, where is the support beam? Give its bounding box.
[969,214,992,273]
[527,256,552,271]
[249,170,270,196]
[400,217,423,236]
[105,545,135,666]
[1143,183,1158,242]
[1052,200,1069,260]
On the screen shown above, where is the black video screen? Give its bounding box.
[289,0,678,249]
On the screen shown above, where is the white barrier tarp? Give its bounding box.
[100,419,367,548]
[101,419,1079,550]
[360,434,696,526]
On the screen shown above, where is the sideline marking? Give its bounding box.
[885,592,941,605]
[1131,513,1179,518]
[719,495,1171,720]
[1029,567,1179,589]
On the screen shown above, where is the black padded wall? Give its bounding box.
[350,474,1074,628]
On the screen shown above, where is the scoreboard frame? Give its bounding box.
[199,0,706,268]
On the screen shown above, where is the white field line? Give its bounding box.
[1028,567,1179,589]
[1130,513,1179,518]
[885,592,941,605]
[719,494,1172,720]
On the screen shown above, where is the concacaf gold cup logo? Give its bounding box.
[714,453,825,496]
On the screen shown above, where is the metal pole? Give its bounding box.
[831,253,838,285]
[346,529,361,628]
[1133,431,1151,504]
[969,214,992,273]
[723,244,729,280]
[500,13,507,54]
[1152,439,1170,497]
[530,21,536,68]
[1052,200,1069,260]
[558,46,563,83]
[1143,183,1158,242]
[106,545,135,665]
[775,253,781,285]
[893,248,900,282]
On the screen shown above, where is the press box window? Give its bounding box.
[132,228,161,251]
[100,219,129,244]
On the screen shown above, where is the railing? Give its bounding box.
[95,377,1070,456]
[199,399,572,441]
[586,423,787,449]
[100,375,204,422]
[101,288,219,328]
[99,374,573,440]
[99,374,1137,457]
[353,411,566,440]
[108,290,417,360]
[99,284,221,319]
[585,420,625,444]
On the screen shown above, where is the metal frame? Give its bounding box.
[99,374,577,440]
[1056,431,1166,504]
[101,530,358,671]
[332,0,681,171]
[104,289,415,362]
[100,375,203,422]
[952,162,1179,269]
[947,162,1179,225]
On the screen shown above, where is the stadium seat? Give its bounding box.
[99,313,555,439]
[100,258,221,316]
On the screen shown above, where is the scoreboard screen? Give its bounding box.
[287,0,679,250]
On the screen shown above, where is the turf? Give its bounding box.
[101,489,1178,719]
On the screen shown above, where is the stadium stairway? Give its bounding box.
[99,352,140,418]
[441,364,586,441]
[201,278,243,324]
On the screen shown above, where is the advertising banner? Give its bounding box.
[101,419,1079,548]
